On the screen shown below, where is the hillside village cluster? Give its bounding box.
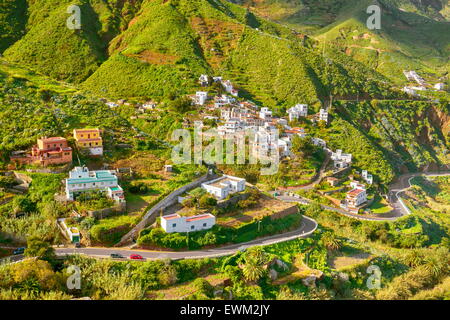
[402,70,446,97]
[4,74,378,243]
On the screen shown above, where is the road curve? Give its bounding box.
[54,216,318,261]
[275,171,450,222]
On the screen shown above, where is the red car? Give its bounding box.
[129,254,144,260]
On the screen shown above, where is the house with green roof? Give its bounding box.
[65,166,125,203]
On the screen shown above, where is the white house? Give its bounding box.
[221,80,238,97]
[402,86,418,96]
[331,149,352,169]
[259,107,272,120]
[59,218,80,243]
[346,188,367,209]
[434,83,445,91]
[195,92,208,105]
[199,74,209,87]
[361,170,373,185]
[214,95,234,108]
[161,213,216,233]
[106,102,119,108]
[201,175,246,200]
[194,121,204,129]
[142,101,157,110]
[65,166,125,203]
[319,109,328,123]
[350,181,366,190]
[287,104,308,121]
[403,70,426,86]
[217,118,245,135]
[278,137,292,157]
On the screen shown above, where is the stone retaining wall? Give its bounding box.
[116,172,217,246]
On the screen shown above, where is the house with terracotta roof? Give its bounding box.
[346,188,367,210]
[10,137,72,166]
[160,213,216,233]
[73,128,103,156]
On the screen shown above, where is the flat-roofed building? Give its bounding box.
[73,128,103,156]
[201,175,246,200]
[65,166,125,203]
[161,213,216,233]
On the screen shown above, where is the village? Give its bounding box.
[0,73,387,250]
[402,70,446,97]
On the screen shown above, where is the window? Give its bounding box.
[191,226,195,230]
[172,223,176,228]
[203,223,207,227]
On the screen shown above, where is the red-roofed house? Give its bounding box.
[160,213,216,233]
[10,137,72,166]
[346,188,367,209]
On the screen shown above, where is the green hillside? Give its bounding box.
[2,0,143,82]
[0,0,394,107]
[0,0,27,53]
[233,0,450,84]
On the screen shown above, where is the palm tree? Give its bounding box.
[240,247,269,282]
[242,259,265,282]
[321,232,342,251]
[402,249,425,268]
[424,256,445,279]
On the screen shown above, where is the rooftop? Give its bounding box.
[347,189,365,197]
[186,214,215,222]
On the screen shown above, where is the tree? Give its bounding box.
[12,196,35,215]
[305,202,322,217]
[402,249,425,268]
[80,217,96,230]
[193,278,214,298]
[321,232,342,251]
[291,136,314,158]
[168,97,193,113]
[240,247,269,283]
[198,194,217,208]
[158,265,178,286]
[25,236,56,263]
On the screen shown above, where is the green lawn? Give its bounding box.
[368,195,392,214]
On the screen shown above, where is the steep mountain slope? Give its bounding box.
[232,0,450,84]
[2,0,143,82]
[0,0,393,107]
[0,0,27,53]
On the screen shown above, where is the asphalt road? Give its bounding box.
[54,216,318,261]
[276,171,450,221]
[3,172,448,263]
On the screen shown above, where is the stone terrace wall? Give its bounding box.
[116,173,217,246]
[270,205,299,220]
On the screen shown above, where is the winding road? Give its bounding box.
[2,172,448,264]
[275,171,450,221]
[0,216,318,263]
[54,216,317,260]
